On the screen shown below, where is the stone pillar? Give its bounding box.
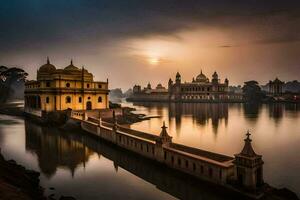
[111,110,118,144]
[84,112,88,121]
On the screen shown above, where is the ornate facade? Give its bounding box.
[168,71,229,101]
[24,58,109,117]
[269,78,284,96]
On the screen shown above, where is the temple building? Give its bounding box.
[269,78,284,96]
[168,70,230,101]
[24,58,109,119]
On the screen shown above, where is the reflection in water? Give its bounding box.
[24,120,243,200]
[133,102,228,134]
[242,103,262,121]
[25,121,94,177]
[1,102,300,198]
[132,102,299,133]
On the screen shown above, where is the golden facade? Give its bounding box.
[25,58,109,114]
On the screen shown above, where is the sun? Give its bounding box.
[148,57,160,65]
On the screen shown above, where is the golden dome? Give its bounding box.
[39,57,56,73]
[64,60,79,71]
[195,70,208,82]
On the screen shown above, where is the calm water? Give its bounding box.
[0,102,299,199]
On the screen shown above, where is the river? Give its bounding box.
[0,102,299,199]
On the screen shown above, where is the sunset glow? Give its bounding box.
[148,57,160,65]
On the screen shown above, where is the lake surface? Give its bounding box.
[0,102,299,199]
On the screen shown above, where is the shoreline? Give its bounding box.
[0,149,45,200]
[126,99,300,104]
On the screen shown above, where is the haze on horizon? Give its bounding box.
[1,0,300,90]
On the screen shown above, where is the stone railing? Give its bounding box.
[70,110,85,120]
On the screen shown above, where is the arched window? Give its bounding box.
[98,96,102,103]
[87,83,90,88]
[66,83,70,87]
[46,97,50,104]
[66,96,71,103]
[78,97,82,103]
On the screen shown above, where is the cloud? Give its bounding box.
[218,45,233,48]
[1,0,300,53]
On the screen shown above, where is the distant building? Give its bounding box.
[24,58,109,119]
[168,71,230,101]
[130,83,169,101]
[268,78,284,96]
[128,71,243,102]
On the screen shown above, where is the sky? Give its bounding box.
[0,0,300,90]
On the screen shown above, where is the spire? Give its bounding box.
[160,121,169,138]
[47,56,50,64]
[240,130,258,157]
[71,59,73,65]
[200,69,203,74]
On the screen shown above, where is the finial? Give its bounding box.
[201,69,202,74]
[246,130,251,138]
[162,121,167,129]
[245,130,252,142]
[71,59,73,65]
[47,56,50,64]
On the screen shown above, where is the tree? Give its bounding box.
[0,66,28,103]
[242,80,265,102]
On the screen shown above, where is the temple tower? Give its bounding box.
[234,131,264,191]
[174,72,182,101]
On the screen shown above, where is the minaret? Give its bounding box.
[175,72,181,84]
[175,72,182,101]
[212,71,219,84]
[225,78,229,86]
[234,131,264,191]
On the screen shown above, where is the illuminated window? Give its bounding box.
[66,96,71,103]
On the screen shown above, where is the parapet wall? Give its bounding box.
[80,118,235,186]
